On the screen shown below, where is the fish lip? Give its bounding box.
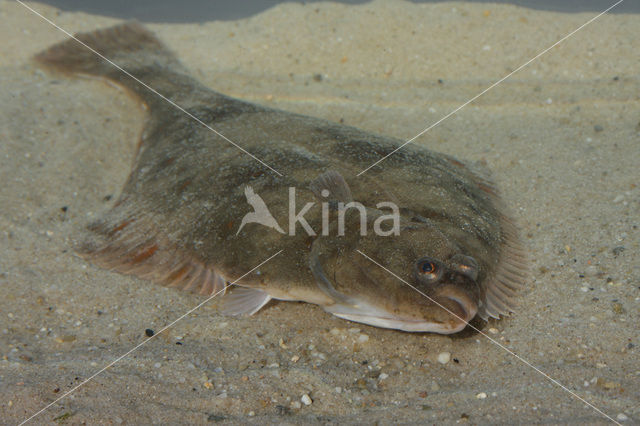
[435,288,479,333]
[438,296,477,333]
[444,294,478,323]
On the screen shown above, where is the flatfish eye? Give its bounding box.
[451,254,479,281]
[415,257,443,284]
[420,261,435,274]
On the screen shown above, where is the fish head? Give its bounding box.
[310,218,481,334]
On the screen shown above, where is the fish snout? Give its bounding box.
[435,286,479,333]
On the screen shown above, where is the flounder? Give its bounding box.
[35,23,527,334]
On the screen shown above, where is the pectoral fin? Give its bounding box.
[220,286,272,316]
[309,170,352,206]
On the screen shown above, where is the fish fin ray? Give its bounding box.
[309,170,353,204]
[76,204,227,297]
[34,22,188,109]
[220,286,272,316]
[451,158,530,321]
[477,215,529,320]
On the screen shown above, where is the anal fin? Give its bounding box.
[77,205,227,298]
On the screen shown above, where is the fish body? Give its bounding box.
[35,23,527,334]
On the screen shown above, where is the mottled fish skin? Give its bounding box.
[35,23,527,334]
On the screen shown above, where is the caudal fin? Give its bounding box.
[34,22,191,107]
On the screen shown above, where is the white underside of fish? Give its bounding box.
[324,297,469,334]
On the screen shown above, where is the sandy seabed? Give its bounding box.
[0,0,638,424]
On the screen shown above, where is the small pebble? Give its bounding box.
[301,394,312,405]
[291,401,301,409]
[357,334,369,343]
[612,302,625,314]
[488,328,498,334]
[437,352,451,364]
[612,246,625,256]
[379,373,389,380]
[55,335,76,343]
[145,328,154,337]
[476,392,487,399]
[594,124,603,132]
[617,413,628,421]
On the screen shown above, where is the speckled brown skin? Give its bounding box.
[34,22,526,333]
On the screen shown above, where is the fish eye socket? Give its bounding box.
[415,257,442,283]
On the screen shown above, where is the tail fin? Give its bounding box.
[34,22,193,107]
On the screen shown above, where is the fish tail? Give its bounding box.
[34,22,194,107]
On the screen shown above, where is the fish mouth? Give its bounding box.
[436,287,479,330]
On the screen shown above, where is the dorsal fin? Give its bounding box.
[443,155,529,320]
[477,213,528,320]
